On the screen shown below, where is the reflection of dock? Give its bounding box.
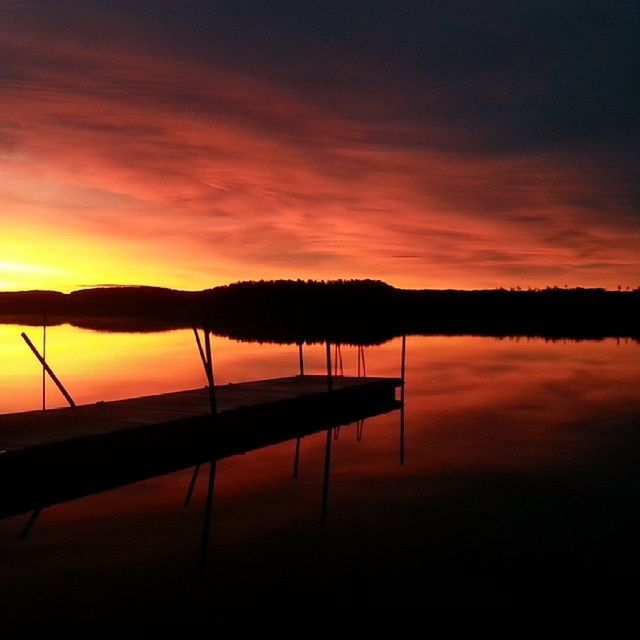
[0,375,401,518]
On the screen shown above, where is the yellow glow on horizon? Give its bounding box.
[0,223,220,293]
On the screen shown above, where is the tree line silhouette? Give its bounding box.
[0,279,637,342]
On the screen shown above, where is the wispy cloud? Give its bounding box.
[0,2,638,291]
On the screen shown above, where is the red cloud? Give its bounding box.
[0,30,638,291]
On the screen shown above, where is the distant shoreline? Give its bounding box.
[0,280,638,342]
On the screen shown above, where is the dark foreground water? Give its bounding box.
[1,329,639,637]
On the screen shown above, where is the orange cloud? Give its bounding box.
[0,27,638,291]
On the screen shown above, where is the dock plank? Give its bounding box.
[0,375,397,452]
[0,374,402,518]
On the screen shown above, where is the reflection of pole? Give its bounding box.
[19,507,42,541]
[400,404,405,466]
[21,332,75,408]
[184,464,200,509]
[298,343,304,376]
[199,460,217,577]
[325,340,333,392]
[400,335,406,466]
[320,428,332,526]
[293,437,301,478]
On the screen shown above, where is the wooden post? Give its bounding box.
[42,316,47,411]
[333,344,343,377]
[325,340,333,392]
[357,345,367,377]
[400,335,406,466]
[21,332,75,408]
[298,342,304,376]
[401,335,407,395]
[203,330,216,414]
[192,327,207,373]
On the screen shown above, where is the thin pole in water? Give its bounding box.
[357,345,367,377]
[42,315,47,411]
[192,327,207,372]
[21,332,75,408]
[325,340,333,392]
[203,329,216,414]
[400,335,406,466]
[298,342,304,376]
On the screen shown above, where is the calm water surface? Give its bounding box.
[1,326,639,636]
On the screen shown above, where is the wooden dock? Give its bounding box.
[0,375,401,518]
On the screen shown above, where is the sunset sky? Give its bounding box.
[1,1,638,292]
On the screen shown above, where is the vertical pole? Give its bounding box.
[334,344,343,376]
[400,335,406,399]
[298,342,304,376]
[320,427,332,527]
[203,330,216,414]
[357,346,367,378]
[41,316,47,411]
[400,335,406,466]
[325,340,333,392]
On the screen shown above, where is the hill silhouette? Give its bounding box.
[0,280,638,343]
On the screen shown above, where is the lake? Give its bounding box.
[1,325,639,636]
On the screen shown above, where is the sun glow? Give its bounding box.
[0,260,64,290]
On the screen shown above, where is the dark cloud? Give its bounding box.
[4,2,638,150]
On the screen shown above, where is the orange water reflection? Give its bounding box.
[2,326,639,426]
[2,326,638,476]
[1,328,640,632]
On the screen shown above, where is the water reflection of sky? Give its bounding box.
[1,327,639,633]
